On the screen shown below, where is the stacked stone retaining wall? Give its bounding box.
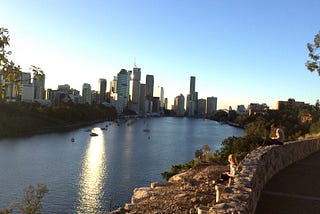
[211,137,320,213]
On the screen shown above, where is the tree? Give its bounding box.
[0,27,22,101]
[306,32,320,75]
[315,99,320,112]
[30,65,44,80]
[0,183,48,214]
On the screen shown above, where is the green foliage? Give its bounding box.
[315,100,320,112]
[0,183,48,214]
[306,32,320,75]
[161,160,195,181]
[310,118,320,134]
[0,102,117,138]
[218,135,264,161]
[0,27,22,100]
[210,110,228,122]
[245,117,269,137]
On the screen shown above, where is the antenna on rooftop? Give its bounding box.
[134,57,137,68]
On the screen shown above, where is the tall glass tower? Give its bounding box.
[130,67,141,113]
[98,78,106,104]
[117,69,130,110]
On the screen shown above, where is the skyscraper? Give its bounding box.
[146,75,154,113]
[188,76,197,117]
[130,67,141,113]
[33,74,45,100]
[190,76,195,100]
[110,76,117,93]
[154,86,164,108]
[146,75,154,99]
[174,94,185,117]
[206,96,217,116]
[117,69,130,110]
[198,98,206,117]
[98,78,106,104]
[139,83,146,113]
[82,83,92,104]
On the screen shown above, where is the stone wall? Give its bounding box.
[211,138,320,213]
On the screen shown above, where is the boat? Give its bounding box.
[143,128,150,132]
[90,132,98,136]
[71,137,75,142]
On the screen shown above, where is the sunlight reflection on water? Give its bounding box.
[77,128,106,213]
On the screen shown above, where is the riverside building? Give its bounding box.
[82,83,92,104]
[98,78,107,104]
[130,67,141,113]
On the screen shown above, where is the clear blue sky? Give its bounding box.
[1,0,319,109]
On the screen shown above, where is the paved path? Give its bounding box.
[255,151,320,214]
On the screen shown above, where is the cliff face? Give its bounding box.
[111,163,228,214]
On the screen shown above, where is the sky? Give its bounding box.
[1,0,320,109]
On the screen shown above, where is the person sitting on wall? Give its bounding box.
[219,154,238,183]
[264,123,285,146]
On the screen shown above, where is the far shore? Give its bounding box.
[0,118,112,140]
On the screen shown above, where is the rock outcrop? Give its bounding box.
[110,163,228,214]
[111,137,320,214]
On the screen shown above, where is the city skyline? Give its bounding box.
[1,0,320,109]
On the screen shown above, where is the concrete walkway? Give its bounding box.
[255,151,320,214]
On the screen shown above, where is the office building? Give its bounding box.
[154,86,164,108]
[99,78,107,104]
[174,94,185,117]
[164,98,168,110]
[82,83,92,104]
[33,73,45,100]
[130,67,141,113]
[198,98,206,117]
[117,69,130,110]
[21,84,34,102]
[146,74,154,113]
[110,76,117,93]
[139,83,146,113]
[206,96,217,116]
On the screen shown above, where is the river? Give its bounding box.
[0,117,243,213]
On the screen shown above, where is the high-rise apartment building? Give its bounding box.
[33,74,45,100]
[188,76,197,117]
[98,78,107,104]
[174,94,185,117]
[154,86,164,108]
[82,83,92,104]
[206,96,217,116]
[130,67,141,113]
[198,98,206,117]
[190,76,195,100]
[117,69,130,110]
[110,76,117,93]
[146,75,154,99]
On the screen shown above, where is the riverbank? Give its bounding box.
[0,117,111,139]
[0,102,117,139]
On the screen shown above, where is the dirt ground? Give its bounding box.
[111,163,228,214]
